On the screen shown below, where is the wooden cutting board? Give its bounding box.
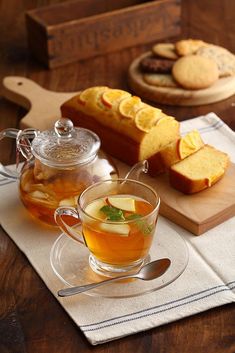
[2,76,235,235]
[128,52,235,106]
[142,166,235,235]
[116,160,235,236]
[2,76,78,130]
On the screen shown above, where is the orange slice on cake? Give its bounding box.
[101,89,131,108]
[78,87,108,105]
[178,130,204,159]
[135,107,162,132]
[118,96,145,119]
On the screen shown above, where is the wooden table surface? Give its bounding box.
[0,0,235,352]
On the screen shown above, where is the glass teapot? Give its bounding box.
[0,118,119,226]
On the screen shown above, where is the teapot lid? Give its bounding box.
[31,118,100,167]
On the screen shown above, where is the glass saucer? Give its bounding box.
[50,225,189,298]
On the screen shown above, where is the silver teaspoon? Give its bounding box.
[58,258,171,297]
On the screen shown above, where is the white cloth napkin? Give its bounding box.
[0,113,235,345]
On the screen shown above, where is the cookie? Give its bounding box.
[175,39,207,56]
[140,56,175,74]
[152,43,178,60]
[172,55,219,90]
[196,45,235,77]
[143,73,179,88]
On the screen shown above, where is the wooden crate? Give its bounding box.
[26,0,181,69]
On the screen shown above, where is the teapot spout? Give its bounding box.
[124,160,149,181]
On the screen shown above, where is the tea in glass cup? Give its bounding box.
[55,179,160,277]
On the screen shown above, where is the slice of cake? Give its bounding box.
[148,130,204,175]
[169,145,230,194]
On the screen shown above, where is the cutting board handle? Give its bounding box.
[2,76,78,131]
[2,76,52,110]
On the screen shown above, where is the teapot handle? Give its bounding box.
[0,129,20,179]
[0,127,39,180]
[0,128,19,140]
[0,127,39,161]
[54,207,85,245]
[16,128,39,160]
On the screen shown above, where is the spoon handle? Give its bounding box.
[58,274,137,297]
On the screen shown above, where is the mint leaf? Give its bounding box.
[100,205,154,235]
[126,213,154,235]
[100,205,125,221]
[138,221,154,235]
[125,214,142,220]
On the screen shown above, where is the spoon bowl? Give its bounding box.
[58,258,171,297]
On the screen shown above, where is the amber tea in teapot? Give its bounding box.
[19,158,113,225]
[0,119,118,226]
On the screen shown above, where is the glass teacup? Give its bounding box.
[54,179,160,277]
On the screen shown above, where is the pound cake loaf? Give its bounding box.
[149,130,204,174]
[61,87,180,168]
[169,145,229,194]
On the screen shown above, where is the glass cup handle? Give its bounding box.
[54,207,85,245]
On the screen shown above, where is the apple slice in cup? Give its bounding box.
[107,197,136,212]
[84,199,107,220]
[99,223,130,236]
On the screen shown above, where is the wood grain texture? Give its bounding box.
[2,76,77,129]
[129,52,235,106]
[26,0,181,68]
[0,0,235,352]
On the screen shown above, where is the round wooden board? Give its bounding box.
[128,52,235,106]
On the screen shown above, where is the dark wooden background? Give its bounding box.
[0,0,235,352]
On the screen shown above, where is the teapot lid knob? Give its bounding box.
[54,118,74,137]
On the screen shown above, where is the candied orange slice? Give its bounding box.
[78,86,108,105]
[118,96,144,119]
[101,89,131,108]
[178,130,204,159]
[156,114,174,125]
[135,107,162,132]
